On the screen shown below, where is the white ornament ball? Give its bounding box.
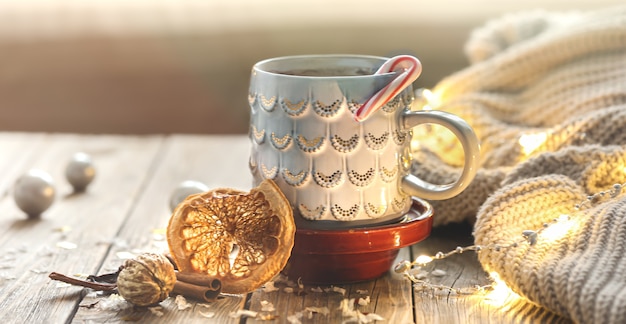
[65,152,95,192]
[169,180,210,212]
[14,169,56,217]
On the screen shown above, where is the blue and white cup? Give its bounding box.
[248,55,479,229]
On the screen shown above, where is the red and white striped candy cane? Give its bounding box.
[354,55,422,122]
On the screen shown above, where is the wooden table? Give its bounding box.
[0,133,570,323]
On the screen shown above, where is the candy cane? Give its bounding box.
[354,55,422,122]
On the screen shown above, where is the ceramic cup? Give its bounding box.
[248,55,479,229]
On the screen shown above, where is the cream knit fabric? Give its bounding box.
[410,7,626,323]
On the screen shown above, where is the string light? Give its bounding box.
[408,87,626,305]
[411,88,459,154]
[414,255,433,265]
[518,132,548,156]
[418,87,542,159]
[395,179,626,303]
[540,214,575,242]
[482,272,521,307]
[419,88,441,110]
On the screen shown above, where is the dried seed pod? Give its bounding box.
[116,253,176,306]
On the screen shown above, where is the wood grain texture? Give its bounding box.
[0,133,572,323]
[246,247,414,324]
[0,134,163,323]
[411,222,571,324]
[73,135,250,323]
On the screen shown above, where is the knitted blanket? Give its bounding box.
[410,7,626,323]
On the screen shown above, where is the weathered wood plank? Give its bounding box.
[410,222,571,324]
[0,134,164,323]
[246,247,414,324]
[0,133,573,323]
[73,135,251,323]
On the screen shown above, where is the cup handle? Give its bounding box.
[400,110,480,200]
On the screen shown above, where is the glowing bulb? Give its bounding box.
[483,272,521,307]
[420,88,441,110]
[416,89,441,110]
[541,214,576,242]
[423,89,441,107]
[414,255,433,265]
[519,132,547,156]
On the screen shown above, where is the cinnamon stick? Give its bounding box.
[175,272,221,290]
[172,280,221,302]
[49,272,117,291]
[171,272,222,302]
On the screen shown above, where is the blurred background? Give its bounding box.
[0,0,621,134]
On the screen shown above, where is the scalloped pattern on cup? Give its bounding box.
[299,204,327,220]
[313,170,343,188]
[248,156,258,175]
[260,163,278,180]
[392,129,408,145]
[270,132,292,150]
[330,134,359,153]
[379,165,398,183]
[392,196,412,212]
[331,203,360,221]
[259,94,277,111]
[347,100,361,114]
[364,131,389,150]
[348,168,375,187]
[248,93,257,105]
[282,168,309,187]
[281,99,308,116]
[364,202,388,218]
[313,99,342,117]
[249,88,413,222]
[381,96,401,113]
[296,135,324,153]
[251,125,265,144]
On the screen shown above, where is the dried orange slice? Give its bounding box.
[166,179,295,294]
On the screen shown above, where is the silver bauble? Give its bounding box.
[65,152,95,192]
[14,169,56,217]
[169,180,209,212]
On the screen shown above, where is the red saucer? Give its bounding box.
[283,197,434,284]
